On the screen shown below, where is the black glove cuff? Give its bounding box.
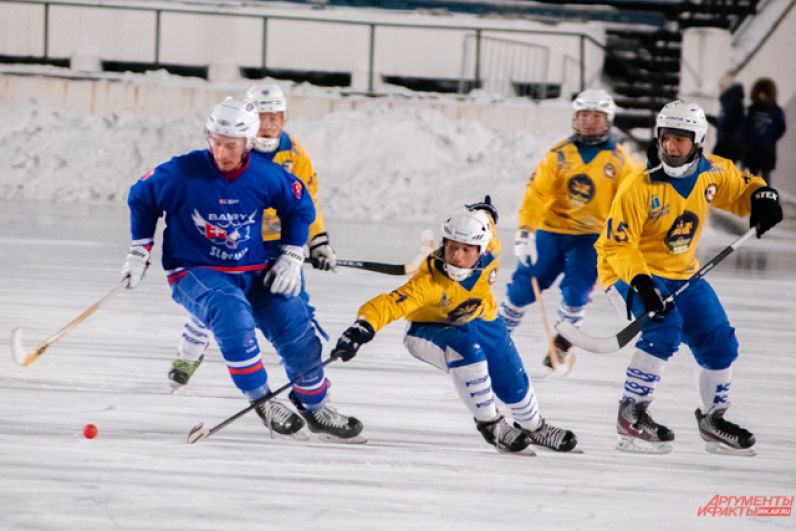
[752,186,779,202]
[465,194,499,224]
[351,319,375,342]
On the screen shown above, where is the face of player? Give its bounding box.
[258,112,285,139]
[574,110,609,136]
[444,240,481,269]
[660,131,694,159]
[207,133,248,172]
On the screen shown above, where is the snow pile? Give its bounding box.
[0,102,568,223]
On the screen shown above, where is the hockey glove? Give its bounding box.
[309,232,337,272]
[513,227,537,267]
[750,186,783,238]
[466,194,499,224]
[121,245,150,289]
[629,274,670,319]
[332,320,375,362]
[264,245,304,297]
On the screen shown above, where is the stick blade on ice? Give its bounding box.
[187,423,210,444]
[10,328,34,366]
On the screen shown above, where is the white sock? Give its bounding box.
[697,367,732,413]
[450,361,498,422]
[556,303,585,328]
[178,316,210,362]
[622,349,666,404]
[506,384,542,431]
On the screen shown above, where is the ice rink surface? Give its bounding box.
[1,201,794,530]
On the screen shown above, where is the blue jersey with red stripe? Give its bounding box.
[128,149,315,278]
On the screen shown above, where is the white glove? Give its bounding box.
[264,245,304,297]
[309,232,337,272]
[513,228,537,267]
[121,245,150,289]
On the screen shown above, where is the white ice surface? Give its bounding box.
[1,202,795,530]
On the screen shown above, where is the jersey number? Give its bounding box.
[606,218,628,243]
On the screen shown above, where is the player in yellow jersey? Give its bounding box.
[598,100,783,455]
[499,89,639,374]
[329,198,578,454]
[168,84,336,389]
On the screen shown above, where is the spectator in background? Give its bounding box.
[742,78,787,185]
[711,70,745,164]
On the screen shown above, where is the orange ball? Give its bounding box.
[83,424,98,439]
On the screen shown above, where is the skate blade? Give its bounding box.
[268,430,310,442]
[314,433,367,444]
[616,435,673,454]
[496,446,537,456]
[705,441,756,457]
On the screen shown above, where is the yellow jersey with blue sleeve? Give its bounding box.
[260,132,326,242]
[357,237,501,333]
[518,137,639,234]
[596,154,766,286]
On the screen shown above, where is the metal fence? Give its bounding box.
[0,0,606,95]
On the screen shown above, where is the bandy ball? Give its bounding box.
[83,424,98,439]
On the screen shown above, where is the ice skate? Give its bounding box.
[695,407,756,456]
[542,334,576,376]
[289,392,366,444]
[520,419,578,452]
[616,397,674,454]
[168,354,204,390]
[254,398,308,440]
[476,415,534,455]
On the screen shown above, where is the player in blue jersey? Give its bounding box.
[122,97,363,442]
[168,84,336,390]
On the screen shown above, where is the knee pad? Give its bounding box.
[636,325,681,361]
[692,325,739,370]
[506,267,535,307]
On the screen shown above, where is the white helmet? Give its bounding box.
[654,100,707,148]
[205,97,259,140]
[572,88,616,122]
[245,83,287,114]
[572,89,615,144]
[654,100,708,178]
[440,208,493,281]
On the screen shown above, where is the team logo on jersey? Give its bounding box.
[603,163,616,179]
[704,184,717,203]
[488,269,497,285]
[191,209,257,250]
[218,198,240,205]
[556,150,569,171]
[447,298,483,324]
[664,211,699,254]
[292,181,302,199]
[438,292,452,309]
[567,174,595,205]
[648,195,670,220]
[390,290,408,303]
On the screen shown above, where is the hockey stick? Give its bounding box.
[532,277,575,375]
[187,357,335,444]
[555,227,757,354]
[304,229,435,276]
[11,280,127,367]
